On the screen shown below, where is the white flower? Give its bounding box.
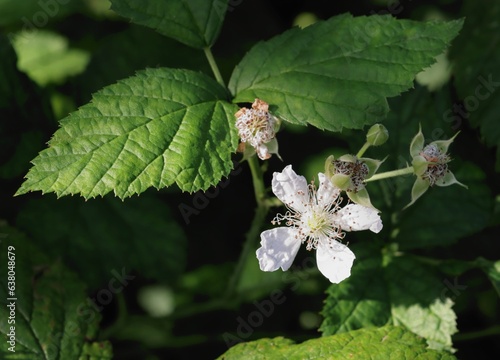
[256,165,382,284]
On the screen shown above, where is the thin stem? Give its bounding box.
[224,156,269,298]
[365,166,414,182]
[203,47,225,87]
[356,142,371,158]
[247,156,266,206]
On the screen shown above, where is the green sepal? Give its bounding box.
[346,187,377,210]
[331,173,352,191]
[436,170,468,189]
[432,131,460,154]
[412,155,428,176]
[363,156,385,178]
[404,176,430,209]
[409,124,425,157]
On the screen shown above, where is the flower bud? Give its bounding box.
[366,124,389,146]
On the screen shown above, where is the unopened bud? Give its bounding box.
[366,124,389,146]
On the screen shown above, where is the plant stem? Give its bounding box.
[247,156,267,206]
[365,166,414,182]
[356,142,371,158]
[204,47,225,87]
[224,156,269,298]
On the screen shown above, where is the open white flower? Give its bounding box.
[256,165,382,283]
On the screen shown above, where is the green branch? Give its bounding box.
[204,47,225,87]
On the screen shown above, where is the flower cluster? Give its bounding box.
[256,165,382,284]
[235,99,279,160]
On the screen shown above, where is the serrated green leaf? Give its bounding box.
[230,14,463,132]
[320,252,457,351]
[16,68,239,199]
[218,326,457,360]
[12,30,90,86]
[449,0,500,169]
[16,194,186,288]
[110,0,228,49]
[0,226,112,359]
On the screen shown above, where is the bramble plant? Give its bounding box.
[1,0,499,359]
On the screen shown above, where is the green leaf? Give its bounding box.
[218,326,457,360]
[110,0,228,49]
[0,225,112,359]
[16,194,186,288]
[12,30,90,86]
[320,252,457,351]
[450,0,500,169]
[230,14,463,131]
[16,68,239,198]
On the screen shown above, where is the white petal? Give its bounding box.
[272,165,309,212]
[256,227,301,272]
[316,241,355,284]
[317,173,341,208]
[336,204,383,233]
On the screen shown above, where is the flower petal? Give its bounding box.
[316,241,355,284]
[317,173,341,207]
[272,165,309,212]
[336,204,383,233]
[256,227,301,272]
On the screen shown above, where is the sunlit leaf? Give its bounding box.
[320,252,457,351]
[230,14,463,131]
[16,68,239,198]
[217,326,456,359]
